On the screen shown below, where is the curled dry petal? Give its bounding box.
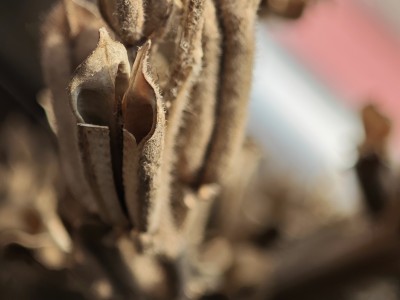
[70,28,130,126]
[122,41,166,232]
[123,42,156,145]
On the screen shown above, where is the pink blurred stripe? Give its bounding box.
[274,0,400,148]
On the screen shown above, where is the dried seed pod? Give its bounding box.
[41,0,108,213]
[202,0,261,184]
[69,28,130,226]
[70,28,130,126]
[99,0,145,46]
[122,41,166,232]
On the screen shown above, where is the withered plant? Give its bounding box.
[1,0,400,299]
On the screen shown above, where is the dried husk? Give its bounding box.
[69,28,131,225]
[122,41,166,232]
[78,124,128,226]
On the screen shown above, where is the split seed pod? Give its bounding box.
[69,28,130,227]
[122,41,166,232]
[69,28,166,233]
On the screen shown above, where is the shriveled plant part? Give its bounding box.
[2,0,399,299]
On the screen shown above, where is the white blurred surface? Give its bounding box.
[248,22,363,214]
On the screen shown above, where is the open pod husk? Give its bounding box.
[69,28,130,227]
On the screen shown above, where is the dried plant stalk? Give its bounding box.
[176,0,221,185]
[150,0,206,235]
[163,0,205,124]
[162,0,205,160]
[202,0,261,184]
[170,0,221,227]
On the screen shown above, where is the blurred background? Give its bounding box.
[250,0,400,217]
